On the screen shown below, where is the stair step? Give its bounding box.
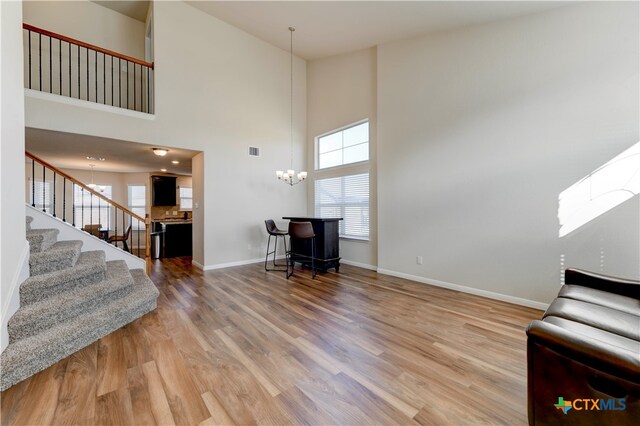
[29,240,83,276]
[20,251,106,305]
[26,216,33,231]
[8,261,134,343]
[0,270,159,391]
[26,228,59,253]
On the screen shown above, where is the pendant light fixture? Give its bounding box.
[276,27,307,186]
[87,164,106,192]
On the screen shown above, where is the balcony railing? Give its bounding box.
[26,151,151,271]
[23,23,154,114]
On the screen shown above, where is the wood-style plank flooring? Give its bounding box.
[1,257,542,425]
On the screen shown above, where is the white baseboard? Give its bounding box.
[376,268,549,310]
[194,255,285,271]
[1,242,30,352]
[341,259,378,271]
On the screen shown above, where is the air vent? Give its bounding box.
[249,146,260,157]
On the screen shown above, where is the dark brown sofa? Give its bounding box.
[526,268,640,425]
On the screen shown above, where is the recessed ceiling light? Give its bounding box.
[161,168,167,172]
[171,160,179,164]
[153,148,169,156]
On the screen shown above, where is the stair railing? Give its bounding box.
[26,151,151,273]
[23,23,154,114]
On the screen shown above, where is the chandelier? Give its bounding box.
[276,27,307,186]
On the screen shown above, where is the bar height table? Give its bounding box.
[283,217,342,273]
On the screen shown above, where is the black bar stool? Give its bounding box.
[287,221,317,279]
[264,220,288,271]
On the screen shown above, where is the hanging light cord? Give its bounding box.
[289,27,294,171]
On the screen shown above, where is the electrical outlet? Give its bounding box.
[416,256,423,265]
[173,211,177,215]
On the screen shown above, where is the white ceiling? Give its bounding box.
[26,128,199,175]
[186,1,568,60]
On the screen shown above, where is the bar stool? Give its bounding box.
[264,220,288,271]
[287,221,317,279]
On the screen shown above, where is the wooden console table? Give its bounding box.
[282,217,342,272]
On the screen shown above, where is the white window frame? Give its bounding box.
[314,118,369,171]
[179,186,192,211]
[128,185,147,230]
[73,185,113,230]
[313,119,370,240]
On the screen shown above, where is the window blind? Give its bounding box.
[315,173,369,239]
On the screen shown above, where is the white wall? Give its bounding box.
[23,1,145,58]
[306,48,378,268]
[377,2,639,305]
[23,1,308,269]
[1,0,29,352]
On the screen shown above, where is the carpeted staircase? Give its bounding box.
[0,216,159,391]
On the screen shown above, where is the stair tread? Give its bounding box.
[29,240,83,275]
[9,261,134,342]
[26,228,59,240]
[1,270,159,391]
[21,251,106,301]
[29,240,82,261]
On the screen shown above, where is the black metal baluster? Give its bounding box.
[42,164,46,212]
[49,36,52,93]
[119,58,122,107]
[114,207,117,247]
[147,67,150,113]
[39,34,42,90]
[111,56,114,106]
[68,43,71,97]
[28,31,31,89]
[31,159,35,207]
[126,61,129,109]
[90,192,93,230]
[72,183,76,226]
[52,172,56,217]
[81,188,84,228]
[133,63,136,111]
[86,47,89,101]
[124,211,127,251]
[95,50,97,103]
[77,45,80,99]
[59,39,62,95]
[103,53,106,104]
[63,177,66,222]
[98,195,101,229]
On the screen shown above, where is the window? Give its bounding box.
[74,185,112,229]
[315,173,369,240]
[316,121,369,170]
[29,179,52,214]
[128,185,146,230]
[180,187,192,211]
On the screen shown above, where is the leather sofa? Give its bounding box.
[526,268,639,425]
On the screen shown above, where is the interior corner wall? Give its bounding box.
[22,0,145,59]
[377,2,639,304]
[192,152,205,266]
[1,0,27,351]
[306,48,378,267]
[23,1,308,268]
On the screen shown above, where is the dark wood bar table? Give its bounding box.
[282,217,342,272]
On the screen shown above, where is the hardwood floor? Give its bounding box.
[1,257,542,425]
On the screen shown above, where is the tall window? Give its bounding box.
[315,174,369,239]
[74,185,112,229]
[316,121,369,170]
[314,119,370,240]
[180,187,192,211]
[29,179,52,214]
[128,185,146,230]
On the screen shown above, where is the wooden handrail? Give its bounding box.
[26,151,146,223]
[23,23,154,69]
